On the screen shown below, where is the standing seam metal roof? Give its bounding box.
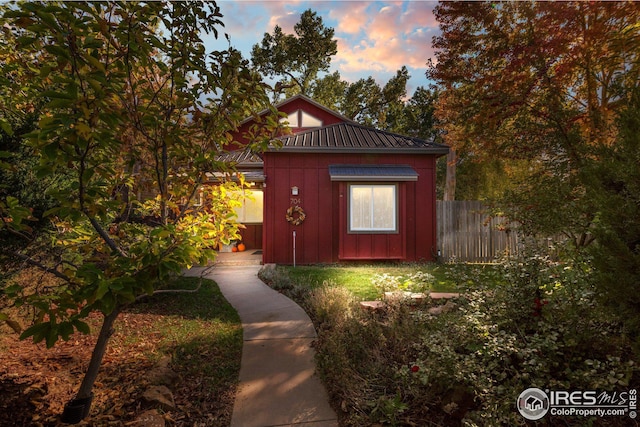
[271,122,449,154]
[216,149,263,165]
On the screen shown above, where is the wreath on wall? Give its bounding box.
[286,206,306,226]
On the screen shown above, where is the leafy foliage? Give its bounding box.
[0,0,277,407]
[308,71,348,112]
[586,88,640,347]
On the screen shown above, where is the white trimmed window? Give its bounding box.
[279,109,323,128]
[349,184,397,232]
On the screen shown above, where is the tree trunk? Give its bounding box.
[443,147,457,201]
[63,305,121,422]
[60,307,120,424]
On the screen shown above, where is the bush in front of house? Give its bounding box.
[300,249,638,426]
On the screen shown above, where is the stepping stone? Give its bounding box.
[359,301,385,311]
[430,292,460,299]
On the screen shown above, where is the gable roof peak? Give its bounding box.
[238,93,352,127]
[274,93,353,123]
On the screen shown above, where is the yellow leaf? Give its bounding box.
[76,122,92,139]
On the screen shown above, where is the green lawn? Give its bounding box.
[128,276,242,385]
[279,263,503,300]
[122,276,242,424]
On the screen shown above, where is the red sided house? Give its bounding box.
[226,94,448,265]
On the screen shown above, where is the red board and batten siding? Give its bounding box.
[262,152,438,265]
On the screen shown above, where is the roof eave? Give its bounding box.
[266,146,450,156]
[330,175,418,182]
[234,161,264,168]
[204,171,265,183]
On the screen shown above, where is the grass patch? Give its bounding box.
[278,263,503,300]
[127,276,241,350]
[126,276,243,408]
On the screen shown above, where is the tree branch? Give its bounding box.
[85,214,128,258]
[1,249,73,284]
[135,277,204,302]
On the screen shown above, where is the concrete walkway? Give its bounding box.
[187,265,338,427]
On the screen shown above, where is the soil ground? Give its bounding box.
[0,306,237,427]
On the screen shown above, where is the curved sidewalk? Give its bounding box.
[190,265,338,427]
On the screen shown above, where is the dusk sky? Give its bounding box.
[210,1,440,96]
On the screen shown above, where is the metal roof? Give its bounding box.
[216,149,263,166]
[271,122,449,155]
[329,164,419,181]
[205,170,265,183]
[209,149,264,184]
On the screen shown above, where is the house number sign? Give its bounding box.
[290,197,302,205]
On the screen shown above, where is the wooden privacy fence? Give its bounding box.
[436,200,520,263]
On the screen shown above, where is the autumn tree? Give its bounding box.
[0,1,278,422]
[429,0,640,344]
[251,9,337,98]
[429,1,640,241]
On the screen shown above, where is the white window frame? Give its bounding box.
[348,183,398,233]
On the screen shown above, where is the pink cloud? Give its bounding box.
[333,1,438,78]
[402,2,439,31]
[328,2,370,35]
[253,1,297,33]
[337,36,423,74]
[267,10,299,34]
[368,3,403,41]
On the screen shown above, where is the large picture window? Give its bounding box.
[349,184,397,232]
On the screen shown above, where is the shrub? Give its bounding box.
[312,294,427,426]
[291,253,637,426]
[262,255,637,426]
[405,250,637,426]
[371,271,435,297]
[307,285,358,329]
